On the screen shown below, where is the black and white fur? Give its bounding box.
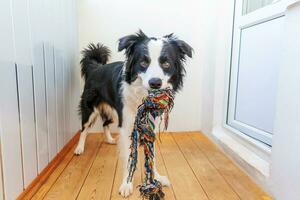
[75,30,192,197]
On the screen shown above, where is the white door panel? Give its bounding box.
[44,44,58,160]
[0,0,15,63]
[63,60,71,142]
[31,44,49,172]
[235,17,283,133]
[28,0,49,172]
[11,0,39,188]
[0,0,24,198]
[16,65,38,187]
[55,51,65,151]
[0,0,78,198]
[11,0,33,66]
[0,65,24,200]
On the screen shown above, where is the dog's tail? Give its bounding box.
[80,43,111,80]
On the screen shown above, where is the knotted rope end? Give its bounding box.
[139,181,165,200]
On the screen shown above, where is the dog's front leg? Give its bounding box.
[118,108,135,198]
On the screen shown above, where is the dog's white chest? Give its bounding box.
[122,78,148,113]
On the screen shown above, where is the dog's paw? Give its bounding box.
[157,175,171,187]
[74,144,84,155]
[119,181,133,198]
[105,137,117,145]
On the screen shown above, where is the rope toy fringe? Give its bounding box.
[127,88,175,200]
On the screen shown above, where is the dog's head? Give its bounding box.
[118,30,193,92]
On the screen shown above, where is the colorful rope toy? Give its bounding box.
[127,88,175,200]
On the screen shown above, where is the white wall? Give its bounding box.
[77,0,213,132]
[0,0,80,199]
[199,1,219,135]
[271,2,300,199]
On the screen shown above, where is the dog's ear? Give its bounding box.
[118,30,148,52]
[118,35,137,52]
[174,40,193,58]
[163,33,174,39]
[165,34,193,59]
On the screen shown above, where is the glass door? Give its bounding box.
[227,0,290,146]
[243,0,277,14]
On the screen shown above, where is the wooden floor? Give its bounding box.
[30,132,271,200]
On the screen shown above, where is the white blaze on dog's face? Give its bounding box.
[139,39,171,90]
[118,31,193,92]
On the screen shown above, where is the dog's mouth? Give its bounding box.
[147,87,173,94]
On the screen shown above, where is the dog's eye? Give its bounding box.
[140,61,149,68]
[162,62,170,69]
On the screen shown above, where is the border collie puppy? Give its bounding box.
[75,30,192,197]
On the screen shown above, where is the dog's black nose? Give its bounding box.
[149,78,162,89]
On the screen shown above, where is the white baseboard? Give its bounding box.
[207,127,272,195]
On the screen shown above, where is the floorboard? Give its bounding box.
[109,148,143,200]
[42,134,103,200]
[190,133,271,200]
[173,134,240,200]
[155,142,176,200]
[31,146,75,200]
[77,143,118,200]
[29,132,271,200]
[158,134,209,200]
